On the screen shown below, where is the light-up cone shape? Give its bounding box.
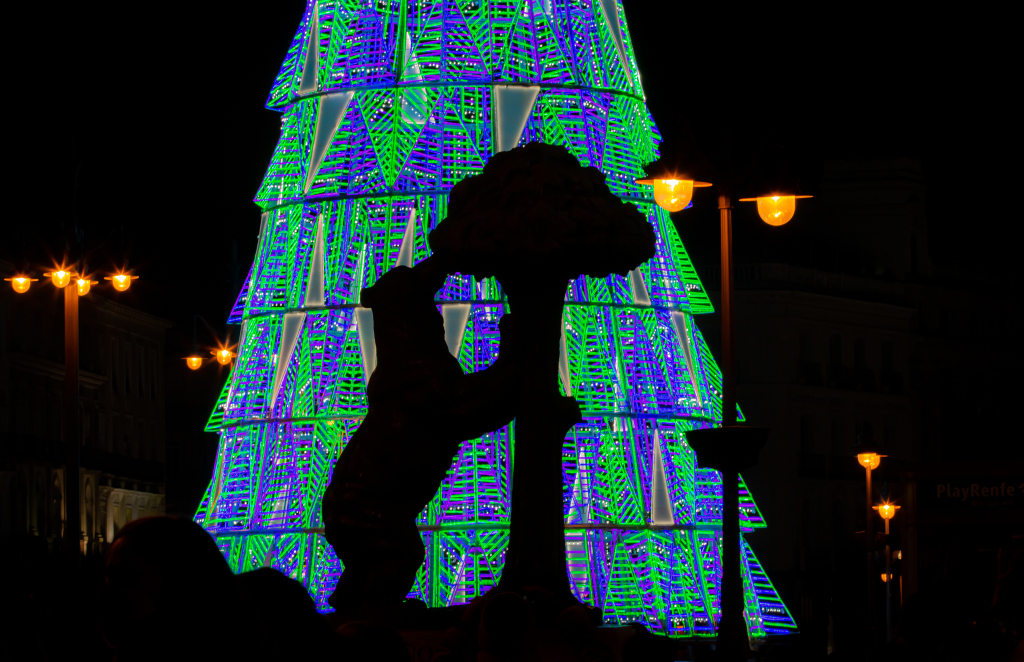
[194,0,798,641]
[213,349,236,366]
[186,356,204,370]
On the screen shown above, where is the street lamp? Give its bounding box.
[183,315,235,371]
[853,431,886,643]
[4,276,38,293]
[640,151,809,658]
[4,263,137,560]
[105,272,137,292]
[213,348,236,366]
[873,502,900,642]
[635,175,712,212]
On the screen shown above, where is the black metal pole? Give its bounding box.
[719,190,736,429]
[713,186,751,659]
[64,282,81,562]
[865,466,874,648]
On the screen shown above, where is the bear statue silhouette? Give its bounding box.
[321,255,518,620]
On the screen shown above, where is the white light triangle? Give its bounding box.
[651,431,675,525]
[442,303,472,357]
[271,312,306,412]
[629,268,651,306]
[567,446,591,522]
[395,209,417,269]
[258,212,269,245]
[401,30,429,126]
[559,312,573,396]
[598,0,631,79]
[671,311,704,407]
[304,91,354,192]
[494,85,540,152]
[298,6,319,94]
[304,215,326,307]
[356,307,376,384]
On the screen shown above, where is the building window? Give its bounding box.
[125,343,133,397]
[126,416,135,458]
[830,419,844,456]
[138,347,145,398]
[111,339,119,395]
[149,350,158,400]
[800,415,814,455]
[829,335,842,366]
[113,415,122,455]
[82,412,91,447]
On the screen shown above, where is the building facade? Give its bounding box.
[0,260,170,555]
[693,159,1020,648]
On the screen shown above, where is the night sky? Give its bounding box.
[3,2,1014,509]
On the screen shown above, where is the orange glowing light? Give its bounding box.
[5,276,37,293]
[739,194,812,226]
[46,270,73,288]
[636,177,712,212]
[857,452,883,471]
[185,356,204,370]
[212,348,236,366]
[105,273,137,292]
[76,278,98,296]
[873,502,901,520]
[653,179,694,212]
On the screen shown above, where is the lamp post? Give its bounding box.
[853,433,886,644]
[874,502,899,643]
[639,149,810,658]
[182,315,236,370]
[6,265,136,560]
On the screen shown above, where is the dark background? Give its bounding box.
[2,1,1016,511]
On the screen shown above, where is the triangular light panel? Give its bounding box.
[598,0,630,79]
[559,312,573,396]
[356,307,376,384]
[271,312,306,412]
[494,85,540,152]
[442,303,472,357]
[395,209,417,269]
[629,268,651,306]
[305,91,354,192]
[651,432,674,525]
[304,215,326,307]
[298,6,319,95]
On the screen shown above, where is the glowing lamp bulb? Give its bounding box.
[754,196,796,226]
[6,277,36,293]
[51,270,71,288]
[857,452,881,471]
[652,179,694,212]
[111,274,132,291]
[214,349,236,366]
[76,278,93,296]
[185,356,203,370]
[875,503,900,520]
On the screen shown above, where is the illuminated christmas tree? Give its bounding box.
[195,0,797,640]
